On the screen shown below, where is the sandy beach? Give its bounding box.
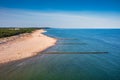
[0,29,57,64]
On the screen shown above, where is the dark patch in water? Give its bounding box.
[57,42,87,45]
[58,38,79,40]
[44,51,108,54]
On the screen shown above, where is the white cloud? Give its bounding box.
[0,8,120,28]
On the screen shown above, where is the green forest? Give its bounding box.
[0,28,38,38]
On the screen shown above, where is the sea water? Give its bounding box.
[0,29,120,80]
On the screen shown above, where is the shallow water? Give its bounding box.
[0,29,120,80]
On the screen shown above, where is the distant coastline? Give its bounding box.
[0,29,57,64]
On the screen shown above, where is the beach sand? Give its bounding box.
[0,29,57,64]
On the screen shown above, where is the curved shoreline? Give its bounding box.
[0,29,57,64]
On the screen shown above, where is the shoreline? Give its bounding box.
[0,29,57,64]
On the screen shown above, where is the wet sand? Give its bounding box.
[0,29,57,64]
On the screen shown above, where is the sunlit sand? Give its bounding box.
[0,29,57,64]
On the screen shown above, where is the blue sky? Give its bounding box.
[0,0,120,28]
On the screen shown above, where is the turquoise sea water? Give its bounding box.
[0,29,120,80]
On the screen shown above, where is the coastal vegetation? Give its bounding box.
[0,27,50,38]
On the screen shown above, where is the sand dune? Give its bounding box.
[0,29,57,64]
